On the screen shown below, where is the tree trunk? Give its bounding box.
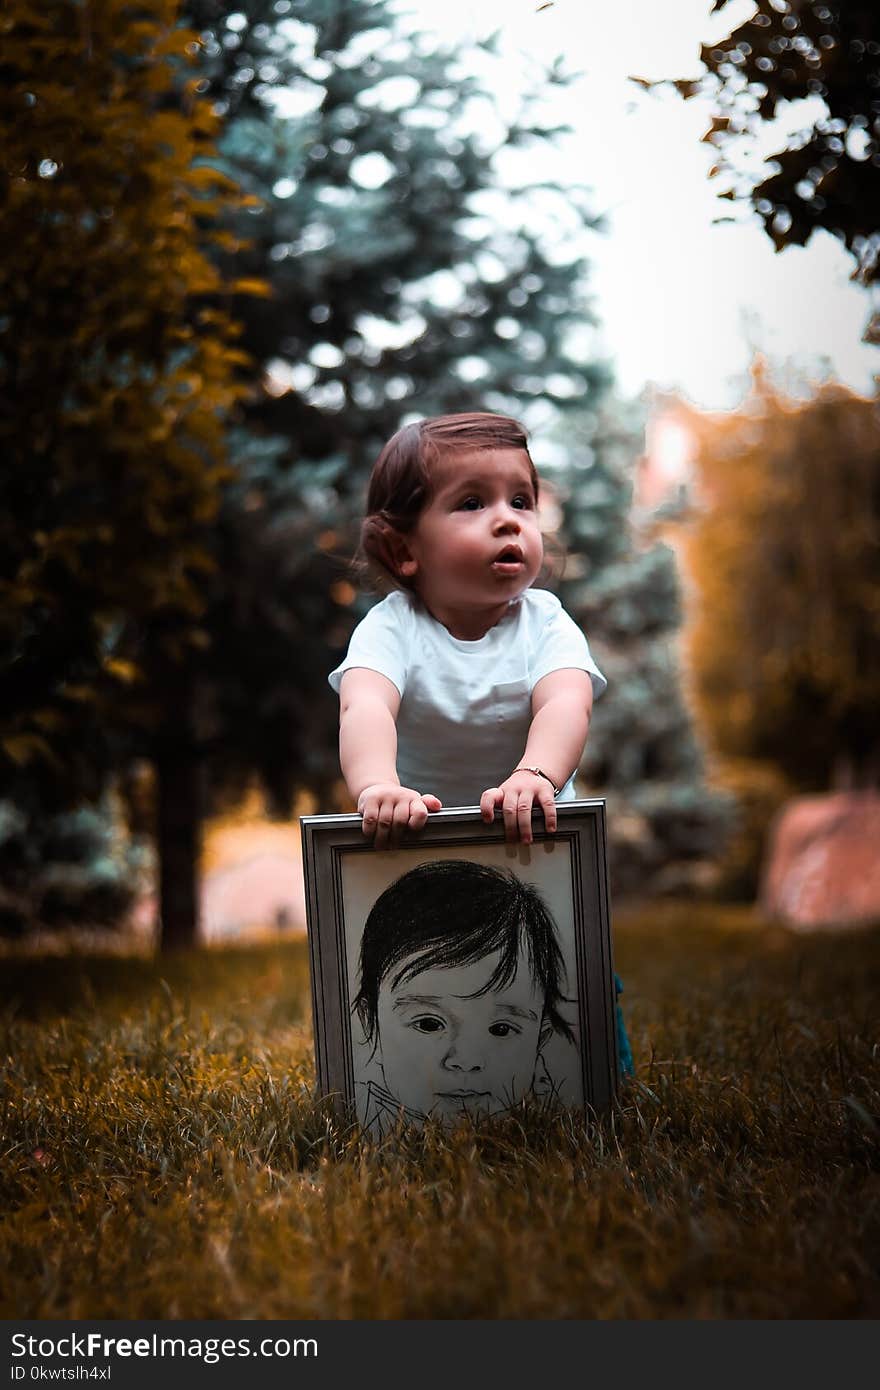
[155,738,202,952]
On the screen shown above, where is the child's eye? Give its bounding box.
[511,494,534,510]
[458,496,482,511]
[488,1021,521,1038]
[410,1015,446,1033]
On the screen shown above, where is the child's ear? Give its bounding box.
[391,534,418,580]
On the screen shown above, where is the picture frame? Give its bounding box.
[300,800,619,1133]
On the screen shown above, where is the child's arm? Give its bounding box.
[479,669,593,845]
[339,668,442,848]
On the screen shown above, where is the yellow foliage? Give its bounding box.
[0,0,264,778]
[2,734,55,766]
[678,363,880,790]
[103,659,141,685]
[230,277,272,297]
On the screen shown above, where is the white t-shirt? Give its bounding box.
[329,588,606,807]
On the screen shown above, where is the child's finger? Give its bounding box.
[516,792,535,845]
[537,788,557,834]
[480,788,502,822]
[422,795,443,813]
[407,796,429,831]
[387,796,411,847]
[373,797,395,849]
[360,795,379,839]
[502,789,521,842]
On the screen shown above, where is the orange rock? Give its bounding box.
[760,792,880,930]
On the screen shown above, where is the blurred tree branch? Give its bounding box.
[657,1,880,340]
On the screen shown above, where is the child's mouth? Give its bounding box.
[435,1089,492,1101]
[491,547,524,571]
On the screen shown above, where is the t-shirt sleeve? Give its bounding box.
[328,595,409,698]
[529,599,608,699]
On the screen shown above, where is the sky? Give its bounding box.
[398,0,878,410]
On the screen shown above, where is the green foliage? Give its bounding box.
[0,0,253,794]
[554,399,731,894]
[149,1,610,817]
[0,798,144,937]
[193,432,350,811]
[184,0,606,476]
[705,756,794,901]
[2,908,879,1318]
[3,0,615,945]
[676,2,880,310]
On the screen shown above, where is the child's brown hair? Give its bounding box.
[356,412,540,591]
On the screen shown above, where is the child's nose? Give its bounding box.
[441,1039,485,1071]
[492,505,521,532]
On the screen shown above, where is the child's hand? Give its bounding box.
[480,771,557,845]
[358,783,443,849]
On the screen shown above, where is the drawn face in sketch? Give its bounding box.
[375,946,545,1118]
[353,860,574,1125]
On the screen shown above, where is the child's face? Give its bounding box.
[398,448,543,633]
[374,947,546,1119]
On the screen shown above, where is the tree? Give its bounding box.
[681,361,880,792]
[118,0,611,945]
[0,2,263,947]
[669,1,880,334]
[0,1,252,800]
[552,397,731,894]
[186,0,606,461]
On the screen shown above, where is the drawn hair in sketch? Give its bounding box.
[352,859,575,1053]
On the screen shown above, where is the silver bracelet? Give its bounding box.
[513,765,562,796]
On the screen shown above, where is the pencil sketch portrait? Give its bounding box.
[301,805,617,1128]
[347,857,580,1134]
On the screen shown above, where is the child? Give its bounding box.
[329,412,604,842]
[352,859,577,1132]
[329,411,633,1075]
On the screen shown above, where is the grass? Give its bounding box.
[1,902,879,1319]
